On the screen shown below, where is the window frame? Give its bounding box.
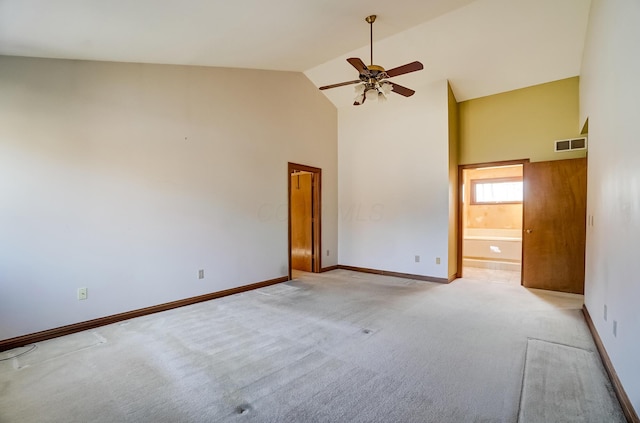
[470,176,523,205]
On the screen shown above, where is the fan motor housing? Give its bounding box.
[360,64,387,81]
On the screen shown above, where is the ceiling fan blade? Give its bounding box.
[319,80,361,90]
[389,82,415,97]
[385,61,424,78]
[347,57,369,75]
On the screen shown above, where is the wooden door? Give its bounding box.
[522,158,587,294]
[290,173,313,271]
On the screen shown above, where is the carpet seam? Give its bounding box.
[516,338,530,423]
[525,336,595,353]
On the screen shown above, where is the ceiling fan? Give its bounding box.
[319,15,424,105]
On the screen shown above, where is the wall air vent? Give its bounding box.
[555,136,587,152]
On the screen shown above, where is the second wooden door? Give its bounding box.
[522,158,587,294]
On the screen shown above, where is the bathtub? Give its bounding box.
[463,228,522,271]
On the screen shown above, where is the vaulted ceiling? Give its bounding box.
[0,0,591,106]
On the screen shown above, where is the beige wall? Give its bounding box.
[580,0,640,412]
[459,77,583,165]
[338,80,450,279]
[0,56,338,340]
[463,166,523,231]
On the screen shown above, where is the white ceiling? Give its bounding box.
[0,0,591,106]
[307,0,592,105]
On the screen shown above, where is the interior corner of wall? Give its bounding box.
[580,117,589,135]
[447,80,458,103]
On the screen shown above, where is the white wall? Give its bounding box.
[0,56,338,340]
[338,80,450,278]
[580,0,640,412]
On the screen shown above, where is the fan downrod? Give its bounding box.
[365,15,377,67]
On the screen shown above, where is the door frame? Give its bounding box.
[288,162,321,279]
[456,159,529,279]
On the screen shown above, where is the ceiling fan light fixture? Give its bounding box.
[318,15,423,105]
[365,89,378,100]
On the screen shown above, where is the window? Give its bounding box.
[470,177,523,205]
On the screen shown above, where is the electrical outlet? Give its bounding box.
[435,257,441,265]
[198,269,205,279]
[415,255,420,263]
[604,304,607,321]
[77,287,87,300]
[613,320,617,337]
[327,250,330,257]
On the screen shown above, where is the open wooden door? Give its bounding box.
[291,172,313,271]
[522,157,587,294]
[288,163,321,279]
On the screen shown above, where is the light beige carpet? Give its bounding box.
[0,269,625,422]
[519,338,623,422]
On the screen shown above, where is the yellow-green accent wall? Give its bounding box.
[448,81,459,280]
[459,77,583,165]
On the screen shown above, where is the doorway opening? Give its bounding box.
[288,163,321,280]
[458,160,528,285]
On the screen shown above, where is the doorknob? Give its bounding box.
[525,229,533,234]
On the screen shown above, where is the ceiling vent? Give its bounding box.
[555,137,587,152]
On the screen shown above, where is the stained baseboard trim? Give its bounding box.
[320,265,339,272]
[337,265,449,284]
[0,275,289,353]
[583,305,639,423]
[448,273,458,283]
